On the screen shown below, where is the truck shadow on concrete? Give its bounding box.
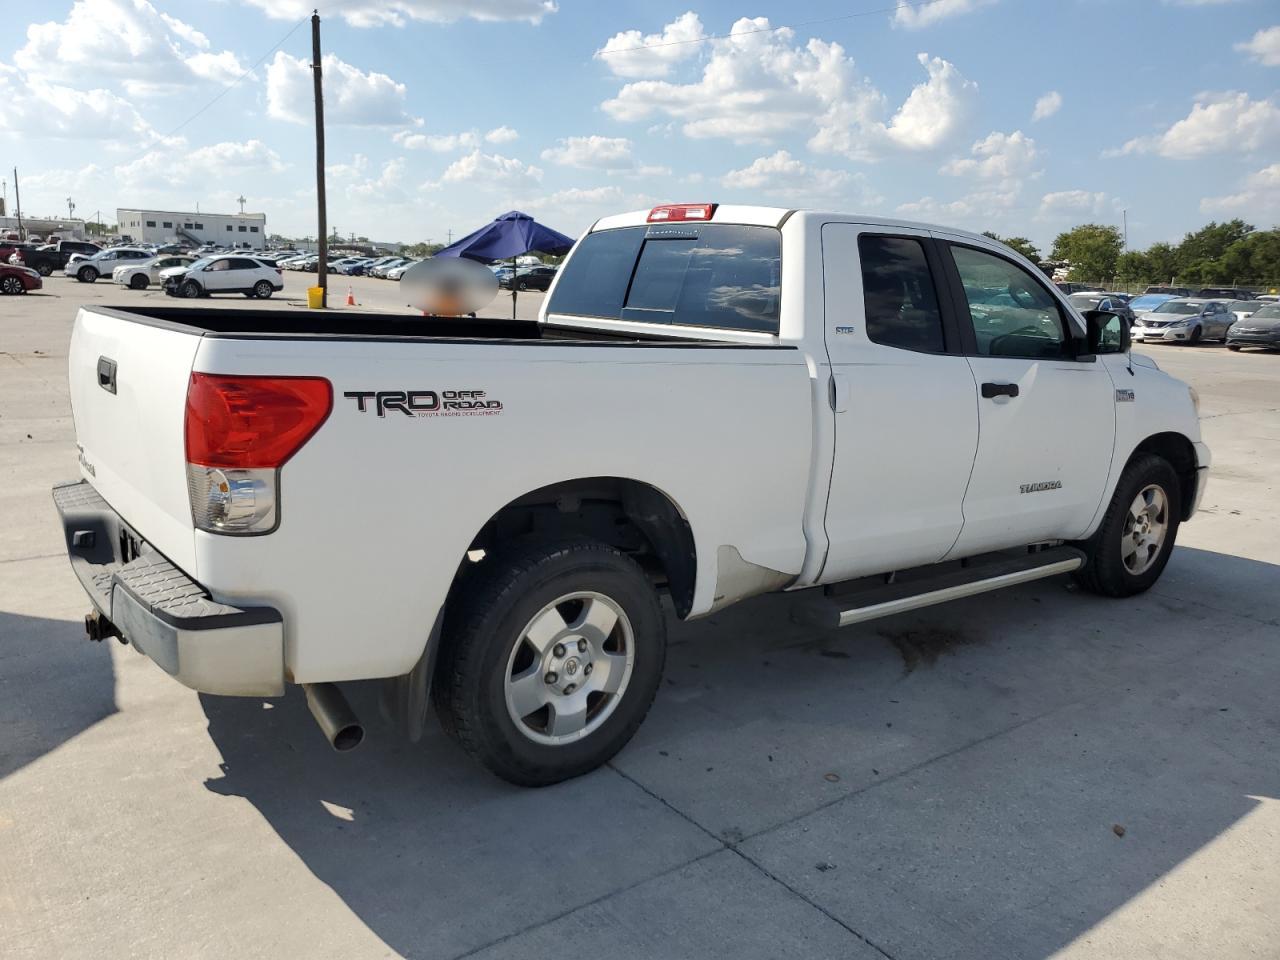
[0,611,117,781]
[199,546,1279,960]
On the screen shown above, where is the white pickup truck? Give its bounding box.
[54,203,1209,785]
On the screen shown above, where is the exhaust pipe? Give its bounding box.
[303,682,365,752]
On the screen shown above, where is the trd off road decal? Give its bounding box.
[343,389,504,418]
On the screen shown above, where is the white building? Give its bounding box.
[116,208,267,249]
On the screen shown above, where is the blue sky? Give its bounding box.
[1,0,1277,250]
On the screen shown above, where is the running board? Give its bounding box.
[792,546,1086,629]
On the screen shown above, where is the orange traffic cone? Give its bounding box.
[345,285,356,306]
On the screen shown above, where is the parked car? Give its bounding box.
[501,265,558,291]
[1226,302,1280,351]
[113,254,197,290]
[1143,285,1193,297]
[1126,293,1179,317]
[1054,281,1100,295]
[1225,300,1265,322]
[65,247,151,283]
[0,262,42,294]
[161,255,283,299]
[1196,287,1254,300]
[52,203,1209,785]
[371,258,411,278]
[10,239,101,276]
[1067,292,1135,326]
[385,261,418,281]
[1131,298,1234,344]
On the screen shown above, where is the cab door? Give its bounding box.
[936,239,1116,557]
[818,223,979,583]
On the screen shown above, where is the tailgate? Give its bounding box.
[68,307,200,573]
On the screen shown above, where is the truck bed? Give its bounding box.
[93,305,772,346]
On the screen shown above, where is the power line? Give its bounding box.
[596,0,957,56]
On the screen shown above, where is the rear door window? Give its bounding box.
[548,223,782,333]
[857,235,947,353]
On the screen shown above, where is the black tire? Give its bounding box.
[129,274,148,290]
[253,280,274,299]
[515,279,528,291]
[1188,326,1202,345]
[433,539,666,786]
[180,280,202,299]
[1,276,25,295]
[36,262,52,277]
[1073,453,1181,598]
[1227,344,1241,352]
[79,266,98,283]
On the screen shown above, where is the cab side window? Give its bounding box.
[949,245,1072,360]
[857,235,946,353]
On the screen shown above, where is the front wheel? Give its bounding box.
[433,540,666,786]
[78,267,98,283]
[180,280,202,299]
[1227,344,1241,352]
[1073,453,1181,598]
[1188,326,1202,345]
[129,274,148,290]
[515,279,528,291]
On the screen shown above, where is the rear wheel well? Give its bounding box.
[1129,432,1197,520]
[462,478,697,618]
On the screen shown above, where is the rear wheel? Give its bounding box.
[35,262,52,277]
[433,539,666,786]
[1227,344,1241,352]
[1074,454,1180,598]
[129,274,148,290]
[1,275,25,295]
[253,280,274,299]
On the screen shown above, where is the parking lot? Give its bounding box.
[1,277,1277,959]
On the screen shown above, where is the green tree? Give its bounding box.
[1114,250,1150,283]
[1144,242,1177,284]
[1050,224,1124,282]
[402,241,445,258]
[1221,230,1280,286]
[982,231,1041,263]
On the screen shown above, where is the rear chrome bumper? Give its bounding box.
[52,480,284,696]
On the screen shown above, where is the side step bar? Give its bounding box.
[792,546,1086,629]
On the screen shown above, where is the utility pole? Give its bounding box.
[311,11,328,307]
[13,168,24,241]
[1122,209,1128,250]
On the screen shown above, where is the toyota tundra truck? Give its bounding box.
[54,204,1209,785]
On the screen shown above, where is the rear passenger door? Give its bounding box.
[937,240,1116,556]
[818,223,979,583]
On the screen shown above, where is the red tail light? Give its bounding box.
[185,374,332,469]
[648,203,717,223]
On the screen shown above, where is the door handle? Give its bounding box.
[981,381,1019,399]
[96,356,117,395]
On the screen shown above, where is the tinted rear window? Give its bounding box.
[548,223,781,333]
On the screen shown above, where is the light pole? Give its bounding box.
[67,198,75,220]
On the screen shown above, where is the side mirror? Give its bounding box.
[1084,309,1130,355]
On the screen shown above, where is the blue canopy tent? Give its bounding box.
[434,210,575,317]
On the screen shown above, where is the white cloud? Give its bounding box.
[267,51,415,126]
[595,12,705,79]
[721,150,882,207]
[0,64,157,142]
[1113,92,1280,158]
[895,189,1015,224]
[14,0,248,96]
[116,139,287,187]
[239,0,556,28]
[1038,189,1112,218]
[892,0,997,29]
[942,130,1040,182]
[1200,163,1280,218]
[394,129,480,152]
[327,155,371,179]
[541,136,634,169]
[347,158,408,200]
[439,150,543,187]
[602,18,977,158]
[485,126,519,144]
[1235,26,1280,66]
[1032,90,1062,121]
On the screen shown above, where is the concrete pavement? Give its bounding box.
[1,277,1277,959]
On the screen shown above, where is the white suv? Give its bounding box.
[161,255,284,299]
[65,248,152,283]
[112,255,197,290]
